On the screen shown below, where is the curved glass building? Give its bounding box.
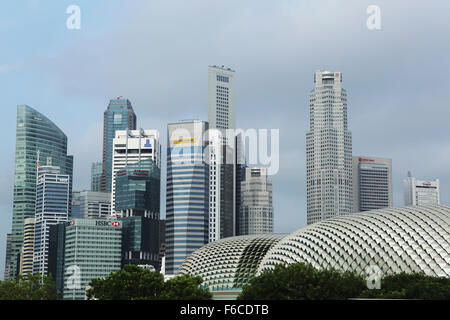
[258,205,450,278]
[7,105,73,280]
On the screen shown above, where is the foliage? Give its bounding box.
[238,262,366,300]
[359,272,450,300]
[0,273,57,300]
[159,274,212,300]
[87,264,212,300]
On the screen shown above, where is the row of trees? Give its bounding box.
[0,273,57,300]
[238,262,450,300]
[86,264,212,300]
[2,263,449,300]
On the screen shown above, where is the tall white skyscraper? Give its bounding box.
[207,65,236,242]
[404,172,440,206]
[111,129,160,216]
[238,167,273,235]
[306,70,353,225]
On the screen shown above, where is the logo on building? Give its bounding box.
[144,139,152,148]
[112,221,120,227]
[173,138,196,145]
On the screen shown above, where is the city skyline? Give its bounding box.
[1,1,450,278]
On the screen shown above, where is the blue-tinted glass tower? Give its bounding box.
[7,105,73,280]
[100,99,136,193]
[166,120,209,275]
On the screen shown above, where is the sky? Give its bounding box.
[1,0,449,278]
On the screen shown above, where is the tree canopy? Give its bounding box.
[0,273,57,300]
[238,262,450,300]
[238,262,366,300]
[359,272,450,300]
[87,264,212,300]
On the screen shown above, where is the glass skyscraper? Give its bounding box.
[90,162,102,192]
[62,219,122,300]
[165,120,209,275]
[33,166,70,276]
[7,105,73,280]
[116,158,161,269]
[100,99,136,193]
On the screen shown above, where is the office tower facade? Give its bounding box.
[3,234,12,280]
[78,191,111,219]
[33,166,70,276]
[208,65,236,243]
[71,191,81,219]
[115,158,161,270]
[352,156,393,212]
[100,98,136,193]
[238,167,273,235]
[19,218,35,275]
[91,162,102,192]
[235,133,247,234]
[166,120,209,275]
[404,172,440,206]
[306,71,352,225]
[63,219,122,300]
[121,216,160,270]
[158,219,166,272]
[7,105,73,280]
[111,129,160,216]
[48,222,66,296]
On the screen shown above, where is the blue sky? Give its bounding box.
[1,0,449,277]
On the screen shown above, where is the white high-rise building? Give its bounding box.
[404,172,440,206]
[353,156,393,212]
[111,129,160,216]
[306,70,353,225]
[208,65,236,242]
[239,167,273,235]
[33,166,70,276]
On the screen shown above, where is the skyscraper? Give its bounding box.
[404,172,440,206]
[352,156,393,212]
[7,105,73,280]
[62,219,122,300]
[91,162,102,192]
[78,190,111,219]
[238,167,273,235]
[100,98,136,193]
[114,155,161,270]
[165,120,209,275]
[111,129,160,215]
[208,65,236,242]
[306,71,352,225]
[33,166,70,276]
[3,234,12,280]
[19,218,35,276]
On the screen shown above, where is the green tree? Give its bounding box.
[159,274,212,300]
[238,262,366,300]
[87,264,212,300]
[359,272,450,300]
[0,273,57,300]
[87,264,164,300]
